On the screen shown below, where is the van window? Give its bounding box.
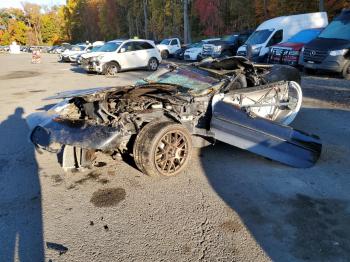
[318,20,350,41]
[246,29,274,45]
[267,30,283,46]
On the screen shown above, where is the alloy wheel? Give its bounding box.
[154,130,189,176]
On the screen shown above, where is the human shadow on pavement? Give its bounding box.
[0,107,44,262]
[200,107,350,262]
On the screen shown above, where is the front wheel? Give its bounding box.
[104,62,120,76]
[133,122,192,177]
[161,50,169,59]
[148,58,159,71]
[342,61,350,80]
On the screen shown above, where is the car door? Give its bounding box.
[209,90,321,168]
[132,41,151,67]
[169,39,180,54]
[117,42,138,69]
[261,29,283,56]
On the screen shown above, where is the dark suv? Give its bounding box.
[201,32,252,59]
[301,9,350,79]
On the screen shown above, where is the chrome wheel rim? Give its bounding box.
[107,65,118,76]
[154,130,189,176]
[150,59,158,70]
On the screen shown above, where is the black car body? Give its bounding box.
[27,57,321,177]
[301,9,350,79]
[173,44,190,60]
[201,32,252,59]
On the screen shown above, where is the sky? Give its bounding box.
[0,0,66,9]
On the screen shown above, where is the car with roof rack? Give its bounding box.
[80,39,162,76]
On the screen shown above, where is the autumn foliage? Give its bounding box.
[1,0,350,45]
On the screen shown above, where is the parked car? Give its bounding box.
[80,40,123,72]
[301,9,350,79]
[80,39,162,76]
[59,44,93,62]
[55,43,71,54]
[184,38,220,61]
[76,45,101,64]
[27,57,321,178]
[74,41,105,64]
[156,38,181,59]
[173,44,190,60]
[268,28,324,67]
[0,46,9,52]
[237,12,328,62]
[201,32,251,59]
[48,45,59,53]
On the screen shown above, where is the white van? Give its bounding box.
[237,12,328,62]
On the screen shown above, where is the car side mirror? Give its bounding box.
[120,48,126,53]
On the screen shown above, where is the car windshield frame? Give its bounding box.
[246,29,274,45]
[91,46,103,52]
[98,42,121,52]
[140,66,221,94]
[287,29,322,43]
[318,20,350,41]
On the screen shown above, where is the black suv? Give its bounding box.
[301,9,350,79]
[201,32,252,59]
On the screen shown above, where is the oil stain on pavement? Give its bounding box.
[90,188,126,207]
[0,71,41,80]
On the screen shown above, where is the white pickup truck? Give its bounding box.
[156,38,181,59]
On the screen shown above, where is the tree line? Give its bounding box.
[0,0,349,46]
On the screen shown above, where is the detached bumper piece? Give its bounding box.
[29,113,124,152]
[211,101,322,168]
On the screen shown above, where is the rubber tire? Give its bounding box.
[148,58,159,71]
[104,61,120,76]
[161,50,169,59]
[342,61,350,80]
[133,121,165,171]
[133,121,192,177]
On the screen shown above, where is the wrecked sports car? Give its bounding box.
[27,57,321,177]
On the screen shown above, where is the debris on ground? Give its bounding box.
[46,242,68,255]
